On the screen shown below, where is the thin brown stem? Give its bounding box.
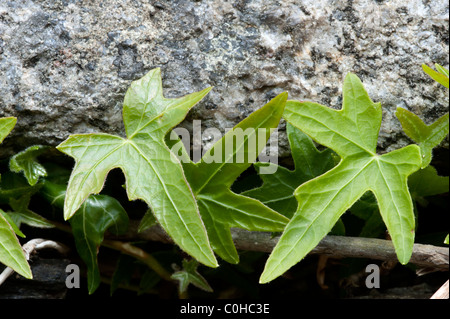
[115,221,449,271]
[50,220,173,282]
[102,240,173,282]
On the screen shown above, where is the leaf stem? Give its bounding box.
[102,240,173,282]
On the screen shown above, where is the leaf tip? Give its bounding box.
[63,206,77,221]
[259,272,274,284]
[23,268,33,280]
[199,86,213,98]
[273,91,288,105]
[279,91,289,99]
[207,256,219,268]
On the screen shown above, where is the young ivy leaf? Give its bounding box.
[171,259,213,295]
[71,195,129,294]
[0,117,32,279]
[395,108,449,168]
[260,73,422,283]
[56,68,218,268]
[167,93,290,264]
[9,145,49,186]
[41,180,129,294]
[242,123,336,218]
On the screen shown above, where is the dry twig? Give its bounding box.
[113,221,449,271]
[0,239,68,286]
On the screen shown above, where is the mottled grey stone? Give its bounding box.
[0,0,448,158]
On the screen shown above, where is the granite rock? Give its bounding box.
[0,0,448,158]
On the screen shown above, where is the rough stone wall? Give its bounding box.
[0,0,448,157]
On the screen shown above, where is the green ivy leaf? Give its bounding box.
[70,194,129,294]
[168,93,290,264]
[9,145,49,186]
[39,180,66,209]
[395,108,449,168]
[7,194,54,229]
[242,123,336,218]
[0,116,32,279]
[56,68,217,268]
[1,209,25,238]
[422,63,449,88]
[42,178,129,294]
[0,211,32,278]
[260,73,422,283]
[0,117,16,146]
[171,259,213,295]
[351,165,449,238]
[0,117,17,185]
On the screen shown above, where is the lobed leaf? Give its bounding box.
[171,259,213,294]
[169,93,290,264]
[351,165,449,239]
[260,73,422,283]
[57,68,217,268]
[9,145,49,186]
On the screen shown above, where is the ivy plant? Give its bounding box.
[396,64,449,169]
[395,110,448,169]
[260,73,425,283]
[0,64,447,296]
[56,68,218,268]
[9,145,49,186]
[171,259,213,297]
[166,93,289,264]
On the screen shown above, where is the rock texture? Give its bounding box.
[0,0,448,158]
